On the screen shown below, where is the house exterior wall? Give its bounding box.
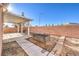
[0,6,3,55]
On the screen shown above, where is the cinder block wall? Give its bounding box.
[31,33,48,43]
[3,27,26,33]
[3,28,17,33]
[31,33,59,51]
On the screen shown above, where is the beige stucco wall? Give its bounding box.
[0,6,3,55]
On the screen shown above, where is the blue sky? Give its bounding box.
[9,3,79,26]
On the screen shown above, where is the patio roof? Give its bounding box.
[4,12,32,24]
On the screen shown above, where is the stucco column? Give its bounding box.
[27,21,30,36]
[21,23,23,33]
[0,6,3,55]
[17,24,19,33]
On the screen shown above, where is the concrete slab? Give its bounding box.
[16,39,49,56]
[26,45,49,56]
[16,39,34,49]
[48,53,55,56]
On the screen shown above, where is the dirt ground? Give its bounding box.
[2,41,28,56]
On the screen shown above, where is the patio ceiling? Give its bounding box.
[4,12,32,24]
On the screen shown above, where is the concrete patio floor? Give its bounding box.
[3,33,53,56]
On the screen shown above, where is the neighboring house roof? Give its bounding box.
[29,25,79,39]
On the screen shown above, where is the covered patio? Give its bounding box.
[0,3,32,55]
[4,12,32,35]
